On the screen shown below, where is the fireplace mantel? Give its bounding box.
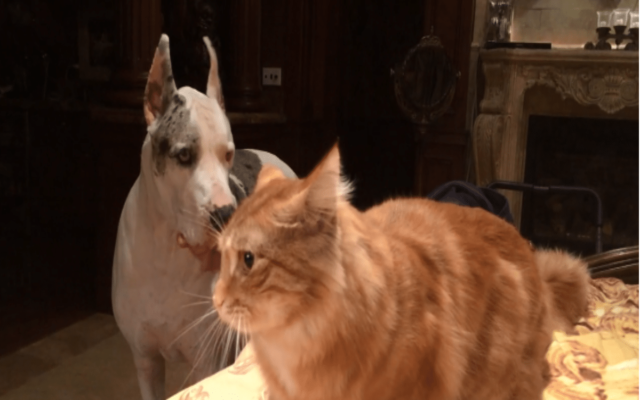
[473,49,638,227]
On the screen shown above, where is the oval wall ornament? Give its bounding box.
[393,30,460,127]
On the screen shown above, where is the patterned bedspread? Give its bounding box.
[545,278,638,400]
[169,278,639,400]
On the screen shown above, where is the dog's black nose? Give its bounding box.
[210,205,235,231]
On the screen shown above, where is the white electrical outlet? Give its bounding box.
[262,68,282,86]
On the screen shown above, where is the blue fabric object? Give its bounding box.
[426,180,514,224]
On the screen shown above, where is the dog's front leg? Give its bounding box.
[133,351,165,400]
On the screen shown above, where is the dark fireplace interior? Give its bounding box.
[521,115,639,258]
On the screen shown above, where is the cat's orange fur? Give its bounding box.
[213,144,590,400]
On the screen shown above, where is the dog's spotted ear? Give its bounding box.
[203,36,225,111]
[144,34,179,126]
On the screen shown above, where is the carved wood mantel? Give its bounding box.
[473,49,638,227]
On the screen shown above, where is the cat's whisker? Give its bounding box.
[180,319,218,391]
[175,218,218,238]
[178,208,223,235]
[169,308,217,348]
[209,212,225,233]
[206,315,232,371]
[181,207,223,233]
[212,323,226,371]
[181,300,212,309]
[221,315,237,369]
[196,318,229,382]
[179,289,212,300]
[235,316,242,360]
[187,218,221,238]
[221,316,233,364]
[195,320,219,369]
[170,310,215,350]
[193,317,220,350]
[243,319,250,348]
[206,210,230,237]
[212,321,231,370]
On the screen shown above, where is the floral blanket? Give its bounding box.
[170,278,639,400]
[545,278,638,400]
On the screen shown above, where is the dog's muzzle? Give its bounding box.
[210,205,235,231]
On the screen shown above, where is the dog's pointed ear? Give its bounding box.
[203,36,225,111]
[144,34,178,126]
[255,165,286,193]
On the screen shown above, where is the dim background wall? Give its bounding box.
[0,0,475,355]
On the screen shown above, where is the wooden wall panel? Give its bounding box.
[282,0,341,175]
[92,113,146,313]
[227,0,263,111]
[330,0,476,205]
[415,132,468,195]
[414,0,475,195]
[333,0,424,209]
[0,105,97,354]
[1,0,477,316]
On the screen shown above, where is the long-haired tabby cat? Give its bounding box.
[213,144,590,400]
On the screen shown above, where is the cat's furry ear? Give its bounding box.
[305,144,340,212]
[255,165,287,192]
[302,144,352,214]
[272,144,351,226]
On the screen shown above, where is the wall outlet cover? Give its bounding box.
[262,68,282,86]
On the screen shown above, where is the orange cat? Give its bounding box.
[213,145,590,400]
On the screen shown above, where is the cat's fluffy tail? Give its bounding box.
[535,249,591,332]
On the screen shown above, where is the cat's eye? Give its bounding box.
[177,148,192,164]
[243,252,254,269]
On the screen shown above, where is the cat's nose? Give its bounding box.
[213,294,224,309]
[210,205,235,230]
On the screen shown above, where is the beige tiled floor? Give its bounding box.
[0,314,190,400]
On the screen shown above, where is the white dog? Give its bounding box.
[112,34,295,400]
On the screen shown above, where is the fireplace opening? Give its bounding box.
[521,115,638,257]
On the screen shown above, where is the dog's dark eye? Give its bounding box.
[177,148,191,164]
[243,252,254,269]
[225,150,234,164]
